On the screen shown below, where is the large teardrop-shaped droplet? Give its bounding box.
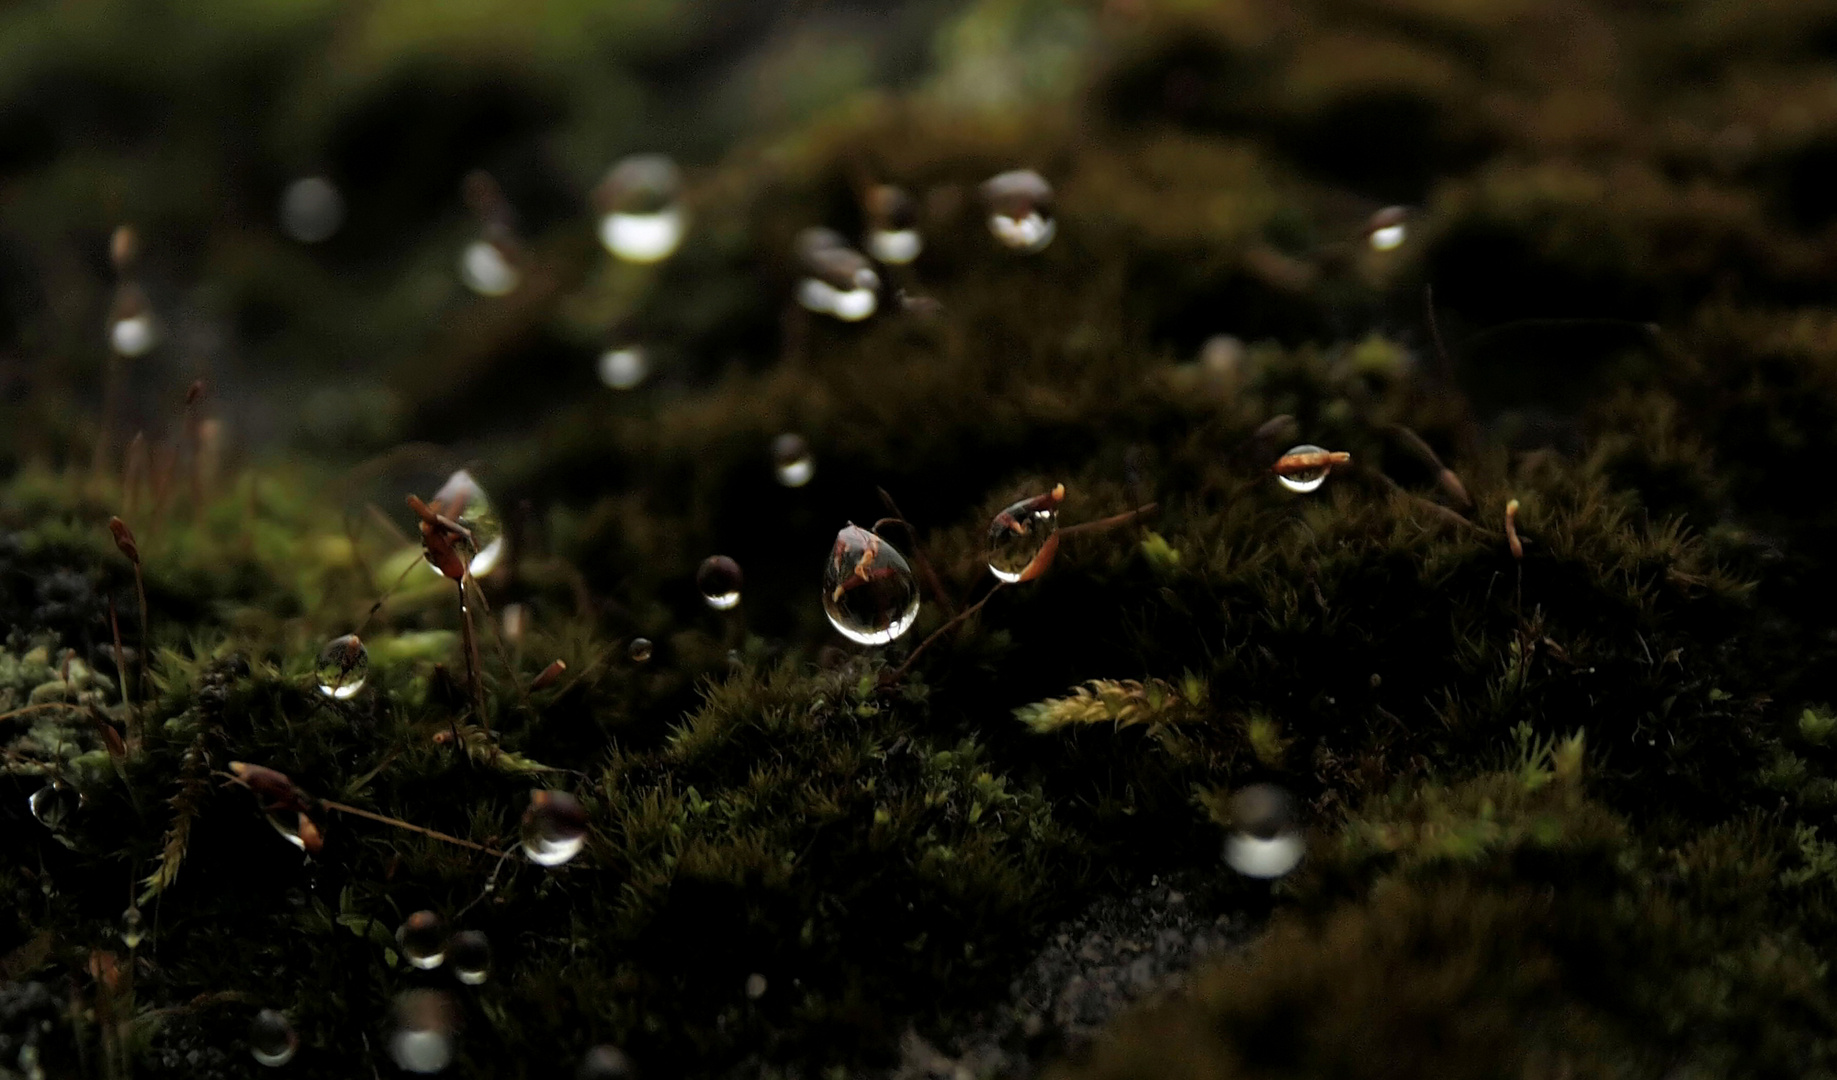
[1223,783,1304,879]
[822,525,921,646]
[986,485,1064,584]
[423,470,504,578]
[315,634,369,699]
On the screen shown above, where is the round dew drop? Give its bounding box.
[279,176,345,244]
[28,783,78,830]
[981,169,1056,254]
[627,637,654,664]
[315,634,369,699]
[697,556,743,610]
[388,990,458,1074]
[120,905,145,949]
[397,910,447,970]
[460,240,520,297]
[448,930,491,985]
[772,433,815,488]
[598,346,648,390]
[522,789,589,867]
[1223,784,1304,879]
[822,525,921,646]
[110,314,157,357]
[249,1009,298,1067]
[595,153,687,264]
[1275,444,1333,494]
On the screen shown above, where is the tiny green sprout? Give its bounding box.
[1246,714,1287,767]
[1800,707,1837,745]
[1141,531,1182,573]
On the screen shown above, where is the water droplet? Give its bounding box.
[448,930,491,985]
[597,346,649,390]
[28,783,79,830]
[1275,444,1336,494]
[460,239,520,297]
[397,911,447,970]
[267,810,321,853]
[1367,206,1408,252]
[864,184,922,265]
[772,433,815,487]
[422,470,505,578]
[110,313,157,357]
[697,556,743,610]
[388,990,458,1074]
[577,1045,637,1080]
[280,177,346,244]
[501,603,528,644]
[522,790,588,867]
[744,973,767,1000]
[794,228,879,322]
[987,485,1064,584]
[981,170,1056,253]
[120,905,145,949]
[1223,784,1304,879]
[822,525,921,646]
[315,634,369,699]
[628,638,654,664]
[249,1009,298,1067]
[596,154,687,264]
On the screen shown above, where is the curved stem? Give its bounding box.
[881,582,1005,687]
[320,799,506,857]
[1056,502,1159,540]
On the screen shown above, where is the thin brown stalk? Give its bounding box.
[881,583,1005,687]
[319,799,506,857]
[877,487,958,616]
[1056,502,1159,540]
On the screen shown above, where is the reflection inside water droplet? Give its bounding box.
[598,347,648,390]
[249,1009,298,1067]
[1275,444,1332,494]
[315,634,369,699]
[388,990,457,1074]
[628,638,654,664]
[397,911,447,970]
[460,240,519,297]
[449,930,491,985]
[772,433,814,487]
[697,556,743,610]
[280,177,345,244]
[822,525,921,646]
[522,790,588,867]
[987,488,1061,583]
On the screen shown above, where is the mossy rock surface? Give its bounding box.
[9,0,1837,1077]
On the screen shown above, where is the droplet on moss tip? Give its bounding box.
[422,470,504,579]
[822,525,920,646]
[987,485,1064,583]
[1274,444,1340,494]
[315,634,369,699]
